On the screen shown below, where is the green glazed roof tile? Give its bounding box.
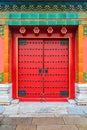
[9,13,21,18]
[78,13,87,18]
[56,14,66,18]
[48,14,57,18]
[57,21,67,25]
[66,13,78,18]
[30,14,39,18]
[39,21,48,25]
[39,14,48,18]
[20,21,30,25]
[21,14,31,18]
[30,21,39,25]
[4,20,81,25]
[5,21,21,25]
[0,12,87,19]
[48,21,57,25]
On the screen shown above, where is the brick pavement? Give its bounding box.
[0,117,87,130]
[0,102,87,129]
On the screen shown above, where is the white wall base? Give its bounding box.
[0,83,12,105]
[0,83,87,105]
[75,83,87,105]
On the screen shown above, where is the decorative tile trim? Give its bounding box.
[0,26,4,36]
[83,26,87,35]
[3,20,81,25]
[0,72,4,82]
[0,13,87,19]
[0,3,87,12]
[83,72,87,82]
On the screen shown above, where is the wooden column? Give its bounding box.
[4,25,12,83]
[78,25,83,83]
[4,25,9,83]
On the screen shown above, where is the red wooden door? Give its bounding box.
[44,39,69,101]
[17,38,70,101]
[18,39,43,101]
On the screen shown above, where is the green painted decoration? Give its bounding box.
[0,26,4,36]
[0,72,4,82]
[83,26,87,35]
[83,72,87,82]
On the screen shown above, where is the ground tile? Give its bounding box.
[55,109,68,114]
[0,117,4,122]
[16,125,36,130]
[0,125,16,130]
[67,107,85,115]
[32,117,64,125]
[1,117,32,125]
[28,113,55,117]
[63,117,87,124]
[37,125,78,130]
[83,109,87,114]
[76,124,87,130]
[3,104,19,115]
[0,106,5,114]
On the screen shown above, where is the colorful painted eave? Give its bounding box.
[0,1,87,12]
[0,2,87,12]
[0,2,87,25]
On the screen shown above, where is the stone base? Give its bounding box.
[75,83,87,105]
[68,100,76,104]
[0,83,12,105]
[11,99,19,104]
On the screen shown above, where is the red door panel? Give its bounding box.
[44,39,69,100]
[18,39,43,100]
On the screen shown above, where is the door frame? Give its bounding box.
[12,35,75,101]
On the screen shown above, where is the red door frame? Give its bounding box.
[12,26,75,101]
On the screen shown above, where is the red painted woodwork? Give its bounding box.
[17,38,70,101]
[12,26,75,102]
[18,39,43,99]
[44,39,69,100]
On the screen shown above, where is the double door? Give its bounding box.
[18,38,69,101]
